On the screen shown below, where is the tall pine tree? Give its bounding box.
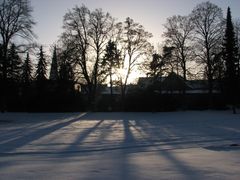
[58,54,74,99]
[102,41,121,98]
[7,44,22,82]
[222,7,239,114]
[35,46,48,110]
[50,46,58,81]
[101,40,121,110]
[59,60,74,82]
[22,52,33,84]
[0,44,3,80]
[35,46,47,82]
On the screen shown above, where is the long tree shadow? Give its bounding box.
[50,118,142,180]
[129,118,206,179]
[117,118,139,180]
[91,120,118,147]
[0,113,88,153]
[0,112,220,179]
[0,121,62,144]
[122,119,136,146]
[60,119,104,154]
[78,118,140,179]
[137,115,240,149]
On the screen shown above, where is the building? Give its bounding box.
[138,72,220,94]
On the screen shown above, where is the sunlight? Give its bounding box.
[107,66,144,85]
[128,70,142,84]
[115,55,147,84]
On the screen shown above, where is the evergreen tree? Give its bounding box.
[35,46,48,110]
[0,44,3,79]
[35,46,47,82]
[59,60,74,82]
[7,44,22,82]
[22,52,33,84]
[222,7,239,114]
[0,0,36,82]
[102,41,121,98]
[58,55,74,99]
[49,46,59,81]
[21,52,33,111]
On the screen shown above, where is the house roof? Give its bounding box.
[137,72,220,93]
[161,72,187,90]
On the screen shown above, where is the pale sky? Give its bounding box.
[29,0,240,83]
[30,0,240,48]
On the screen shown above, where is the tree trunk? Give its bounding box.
[1,42,9,112]
[109,68,113,111]
[2,42,9,81]
[182,59,186,95]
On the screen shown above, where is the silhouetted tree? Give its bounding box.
[61,5,114,109]
[148,46,175,93]
[234,21,240,78]
[191,1,224,94]
[163,15,194,82]
[120,17,152,100]
[150,53,163,77]
[22,52,33,84]
[59,57,74,82]
[101,40,122,110]
[21,52,33,110]
[50,46,59,81]
[88,8,114,84]
[102,40,121,98]
[35,46,47,82]
[0,0,35,81]
[0,44,3,79]
[222,7,239,114]
[7,44,22,82]
[0,0,35,111]
[162,46,177,73]
[34,46,48,110]
[58,51,75,101]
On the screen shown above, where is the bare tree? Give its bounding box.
[0,0,35,81]
[191,1,224,94]
[61,5,114,108]
[163,15,194,81]
[88,8,114,96]
[120,17,152,99]
[62,5,90,86]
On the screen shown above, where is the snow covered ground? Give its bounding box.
[0,111,240,180]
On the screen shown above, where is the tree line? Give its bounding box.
[0,0,239,112]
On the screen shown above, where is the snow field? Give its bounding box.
[0,111,240,179]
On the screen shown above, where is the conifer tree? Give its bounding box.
[222,7,239,114]
[35,46,47,82]
[102,40,121,97]
[0,44,3,79]
[7,44,22,82]
[0,0,35,82]
[58,55,74,97]
[50,46,59,81]
[22,52,33,84]
[59,60,74,82]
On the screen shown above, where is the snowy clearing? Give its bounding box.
[0,111,240,180]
